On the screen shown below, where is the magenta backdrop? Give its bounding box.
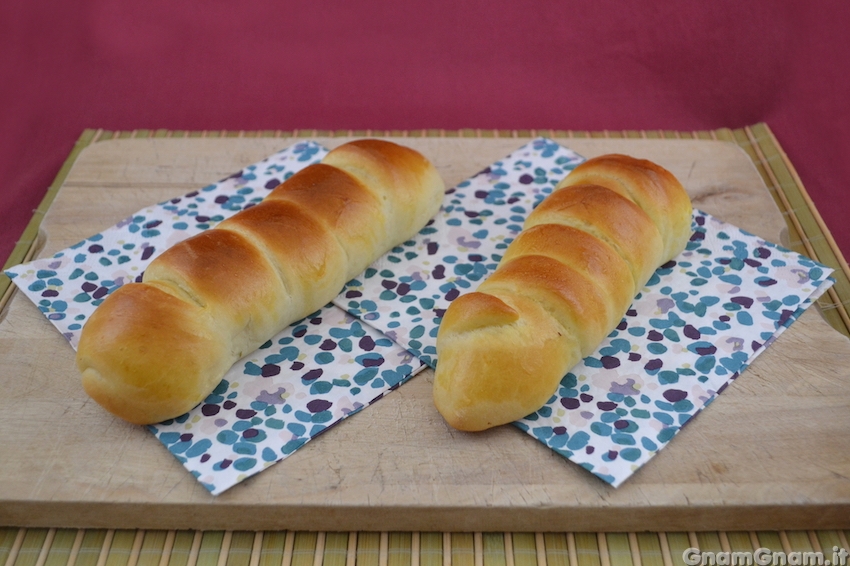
[2,1,849,267]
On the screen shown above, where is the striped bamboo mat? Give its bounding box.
[3,529,850,566]
[2,125,850,558]
[2,123,848,337]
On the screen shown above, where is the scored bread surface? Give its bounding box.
[433,154,693,432]
[77,139,445,425]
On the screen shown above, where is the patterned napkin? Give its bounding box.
[5,138,834,493]
[337,138,835,487]
[5,141,426,495]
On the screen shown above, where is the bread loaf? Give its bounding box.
[433,154,692,431]
[77,139,445,425]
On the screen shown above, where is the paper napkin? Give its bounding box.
[6,138,834,492]
[5,141,426,494]
[335,138,835,487]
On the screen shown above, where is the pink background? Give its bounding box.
[2,1,848,267]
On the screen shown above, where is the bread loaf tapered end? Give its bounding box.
[77,283,232,425]
[434,292,581,431]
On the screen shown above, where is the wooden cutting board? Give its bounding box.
[2,136,849,532]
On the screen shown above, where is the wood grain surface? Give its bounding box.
[1,136,848,531]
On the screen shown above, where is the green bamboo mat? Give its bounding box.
[2,126,850,566]
[2,124,848,336]
[2,529,850,566]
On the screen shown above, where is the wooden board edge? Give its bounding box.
[2,501,850,533]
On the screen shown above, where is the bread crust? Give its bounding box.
[525,183,665,293]
[433,293,578,432]
[78,284,231,425]
[560,154,692,261]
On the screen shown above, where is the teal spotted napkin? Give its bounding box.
[5,141,427,495]
[6,138,835,493]
[338,138,835,488]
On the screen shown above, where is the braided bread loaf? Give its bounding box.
[433,154,692,431]
[77,139,445,425]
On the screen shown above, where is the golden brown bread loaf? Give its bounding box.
[433,154,693,431]
[77,139,445,425]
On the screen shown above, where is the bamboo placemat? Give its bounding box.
[3,125,850,563]
[3,528,850,566]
